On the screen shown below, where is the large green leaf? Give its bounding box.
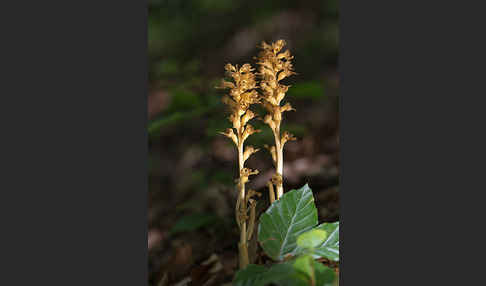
[314,222,339,261]
[233,264,268,286]
[258,184,318,261]
[233,260,336,286]
[233,263,309,286]
[293,255,315,283]
[258,263,307,286]
[313,260,337,286]
[293,256,336,286]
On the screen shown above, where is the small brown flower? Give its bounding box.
[219,128,238,145]
[281,131,297,146]
[243,145,260,162]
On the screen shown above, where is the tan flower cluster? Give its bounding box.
[218,63,261,149]
[256,39,296,201]
[216,63,261,269]
[216,39,297,269]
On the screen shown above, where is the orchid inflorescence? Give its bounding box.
[216,39,296,269]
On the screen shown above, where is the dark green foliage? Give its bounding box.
[288,82,325,99]
[233,264,268,286]
[234,184,340,285]
[233,259,336,286]
[170,213,220,235]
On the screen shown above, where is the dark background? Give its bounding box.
[148,0,340,285]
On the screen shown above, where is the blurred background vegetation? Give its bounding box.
[148,0,339,285]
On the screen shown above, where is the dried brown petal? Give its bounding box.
[266,95,279,106]
[280,102,295,113]
[237,107,246,117]
[217,79,236,89]
[278,69,295,82]
[241,109,255,126]
[242,124,261,142]
[261,41,272,50]
[240,90,259,106]
[275,85,289,104]
[277,49,291,60]
[258,61,273,70]
[219,128,238,145]
[240,168,259,184]
[225,63,236,72]
[230,71,241,83]
[229,113,240,130]
[281,131,297,146]
[260,67,275,78]
[239,63,254,73]
[243,145,260,162]
[273,39,286,53]
[263,114,276,130]
[271,173,282,186]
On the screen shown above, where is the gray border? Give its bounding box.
[0,0,148,284]
[339,0,485,284]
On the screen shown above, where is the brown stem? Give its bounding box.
[273,126,284,199]
[237,142,249,269]
[268,182,275,204]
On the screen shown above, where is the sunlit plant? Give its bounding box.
[256,39,297,203]
[217,62,262,269]
[217,40,339,284]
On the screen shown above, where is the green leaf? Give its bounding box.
[258,184,318,261]
[297,229,328,249]
[169,213,219,235]
[314,222,339,261]
[293,255,315,283]
[233,264,267,286]
[293,256,336,286]
[313,261,337,286]
[258,263,308,286]
[233,259,337,286]
[233,263,308,286]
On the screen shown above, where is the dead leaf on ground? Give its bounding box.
[148,229,165,250]
[190,254,224,286]
[162,242,193,282]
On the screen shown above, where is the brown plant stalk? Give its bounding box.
[217,63,262,269]
[256,39,297,201]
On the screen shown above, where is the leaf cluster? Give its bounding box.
[234,184,339,286]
